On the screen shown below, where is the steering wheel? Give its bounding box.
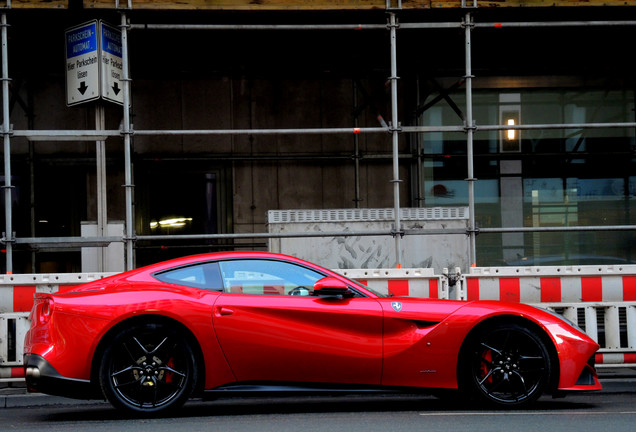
[288,286,311,296]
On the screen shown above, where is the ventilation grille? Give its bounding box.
[268,207,468,224]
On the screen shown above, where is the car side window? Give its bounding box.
[153,262,223,291]
[218,259,325,296]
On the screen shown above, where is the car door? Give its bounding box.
[212,258,383,386]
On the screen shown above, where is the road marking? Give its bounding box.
[419,411,636,416]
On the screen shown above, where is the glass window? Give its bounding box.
[154,261,223,290]
[218,259,326,296]
[418,82,636,267]
[135,161,231,267]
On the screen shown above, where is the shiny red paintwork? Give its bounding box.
[24,251,601,398]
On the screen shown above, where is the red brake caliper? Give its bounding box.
[480,349,493,383]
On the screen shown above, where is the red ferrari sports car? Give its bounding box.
[24,251,601,414]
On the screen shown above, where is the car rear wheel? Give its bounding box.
[99,322,197,415]
[462,323,551,407]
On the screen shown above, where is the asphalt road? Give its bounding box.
[1,377,635,432]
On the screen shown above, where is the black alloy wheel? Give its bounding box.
[99,322,197,415]
[464,323,551,407]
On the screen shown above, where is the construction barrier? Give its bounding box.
[2,266,636,380]
[339,267,450,299]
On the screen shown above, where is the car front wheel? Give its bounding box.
[462,323,551,407]
[99,322,197,415]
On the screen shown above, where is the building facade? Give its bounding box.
[1,0,636,273]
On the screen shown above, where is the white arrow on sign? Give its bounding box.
[65,20,100,106]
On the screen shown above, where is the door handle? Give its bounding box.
[216,307,234,316]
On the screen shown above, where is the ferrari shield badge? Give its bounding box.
[391,301,403,312]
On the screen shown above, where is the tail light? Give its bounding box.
[32,296,54,325]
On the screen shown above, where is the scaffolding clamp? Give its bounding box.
[0,123,12,137]
[386,15,400,30]
[1,232,15,245]
[388,121,402,133]
[390,228,405,238]
[119,124,134,137]
[461,15,475,29]
[466,226,480,236]
[463,120,477,134]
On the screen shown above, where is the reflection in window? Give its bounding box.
[218,259,325,296]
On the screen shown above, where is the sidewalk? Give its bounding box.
[2,368,635,409]
[0,382,107,408]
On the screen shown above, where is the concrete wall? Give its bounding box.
[130,76,408,235]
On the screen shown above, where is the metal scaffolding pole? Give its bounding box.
[120,12,134,271]
[2,13,636,272]
[95,105,107,271]
[1,13,12,273]
[352,81,361,208]
[388,12,403,268]
[463,12,477,267]
[128,19,636,34]
[12,121,636,140]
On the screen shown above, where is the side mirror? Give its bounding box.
[313,277,352,298]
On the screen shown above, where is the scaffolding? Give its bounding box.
[2,3,636,273]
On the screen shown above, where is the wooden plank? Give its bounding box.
[8,0,68,8]
[433,0,635,7]
[82,0,636,10]
[84,0,405,10]
[7,0,634,10]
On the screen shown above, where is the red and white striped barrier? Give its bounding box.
[0,313,28,380]
[464,265,636,303]
[338,268,447,299]
[538,302,636,368]
[0,273,116,314]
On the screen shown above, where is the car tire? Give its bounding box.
[99,322,197,415]
[460,322,551,407]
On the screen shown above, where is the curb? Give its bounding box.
[1,392,108,409]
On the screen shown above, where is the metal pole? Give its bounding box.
[352,80,361,208]
[1,13,12,273]
[129,23,389,31]
[464,12,477,267]
[388,12,403,268]
[14,120,636,140]
[415,76,424,207]
[95,104,107,271]
[128,20,636,33]
[120,12,134,271]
